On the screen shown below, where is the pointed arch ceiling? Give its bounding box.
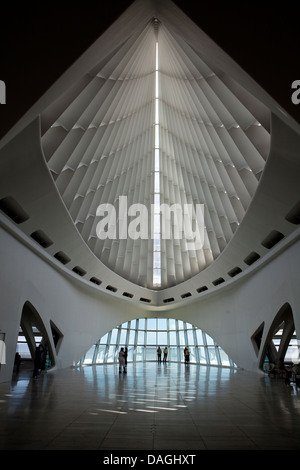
[41,0,270,290]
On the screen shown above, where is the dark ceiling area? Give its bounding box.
[0,1,299,140]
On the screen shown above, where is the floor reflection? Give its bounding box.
[0,361,300,450]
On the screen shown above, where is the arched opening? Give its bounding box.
[15,301,55,377]
[50,320,64,353]
[78,317,236,368]
[251,322,265,357]
[260,303,299,373]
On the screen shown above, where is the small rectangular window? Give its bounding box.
[261,230,284,249]
[181,292,192,299]
[72,266,87,277]
[90,277,102,285]
[228,267,242,277]
[30,230,53,248]
[0,196,29,224]
[140,297,151,303]
[244,251,260,265]
[54,251,70,265]
[122,292,133,298]
[163,297,174,303]
[212,277,225,286]
[106,285,117,292]
[197,286,208,293]
[285,200,300,225]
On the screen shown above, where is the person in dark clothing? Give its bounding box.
[157,346,162,362]
[163,346,168,362]
[14,352,21,372]
[124,346,128,366]
[32,344,45,378]
[119,347,126,373]
[184,347,190,364]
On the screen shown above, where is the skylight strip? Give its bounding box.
[153,40,161,287]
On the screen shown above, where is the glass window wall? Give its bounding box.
[79,318,237,368]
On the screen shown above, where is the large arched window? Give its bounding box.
[79,318,236,368]
[17,301,55,370]
[260,303,299,371]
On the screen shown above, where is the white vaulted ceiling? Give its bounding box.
[41,4,270,289]
[1,0,299,309]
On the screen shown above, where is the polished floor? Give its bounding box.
[0,361,300,451]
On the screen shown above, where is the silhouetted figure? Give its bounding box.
[14,352,21,372]
[119,347,126,373]
[157,346,162,362]
[163,346,168,362]
[184,347,190,364]
[32,344,45,378]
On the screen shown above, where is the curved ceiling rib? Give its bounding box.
[41,8,270,290]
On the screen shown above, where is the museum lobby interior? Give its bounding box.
[1,0,300,454]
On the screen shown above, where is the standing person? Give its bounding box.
[184,347,187,363]
[163,346,168,362]
[124,346,128,366]
[119,347,126,373]
[14,352,21,372]
[185,347,190,365]
[157,346,162,362]
[32,345,43,378]
[40,343,46,371]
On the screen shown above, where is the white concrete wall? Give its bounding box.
[171,235,300,371]
[1,218,300,383]
[0,225,143,383]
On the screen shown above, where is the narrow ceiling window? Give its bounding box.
[153,40,161,287]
